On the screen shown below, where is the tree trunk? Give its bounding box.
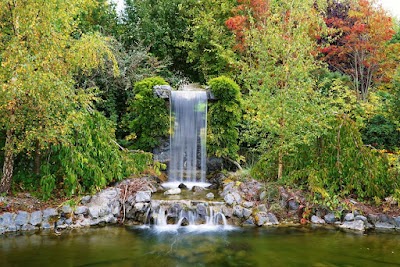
[34,140,41,175]
[278,151,283,180]
[0,130,15,194]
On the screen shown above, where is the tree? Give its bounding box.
[0,0,117,194]
[234,0,328,179]
[320,0,397,101]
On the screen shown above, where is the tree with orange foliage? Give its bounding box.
[225,0,270,52]
[320,0,397,101]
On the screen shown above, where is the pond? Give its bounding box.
[1,226,400,267]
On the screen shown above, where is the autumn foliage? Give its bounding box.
[320,0,396,100]
[225,0,270,51]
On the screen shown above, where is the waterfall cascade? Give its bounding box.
[165,90,209,189]
[145,200,230,232]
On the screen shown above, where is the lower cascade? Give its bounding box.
[144,200,231,231]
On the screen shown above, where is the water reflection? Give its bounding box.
[1,226,400,267]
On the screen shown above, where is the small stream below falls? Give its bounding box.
[1,226,400,267]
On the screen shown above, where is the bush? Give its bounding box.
[207,76,242,161]
[253,114,397,200]
[39,110,151,199]
[362,114,400,151]
[121,77,170,151]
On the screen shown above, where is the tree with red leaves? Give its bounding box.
[320,0,397,101]
[225,0,270,52]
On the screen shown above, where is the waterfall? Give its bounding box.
[149,200,230,232]
[168,91,207,184]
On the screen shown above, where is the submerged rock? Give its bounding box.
[206,193,215,200]
[340,220,365,231]
[164,188,181,195]
[178,183,188,189]
[374,222,395,231]
[192,186,205,193]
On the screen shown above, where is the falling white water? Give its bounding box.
[168,91,207,184]
[150,202,234,233]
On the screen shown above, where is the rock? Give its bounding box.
[232,192,242,204]
[311,215,325,224]
[153,84,172,98]
[374,222,395,231]
[324,213,337,224]
[88,206,101,219]
[0,212,14,227]
[65,218,73,225]
[233,205,244,218]
[0,227,5,235]
[197,203,207,217]
[340,220,365,231]
[136,191,151,202]
[243,201,254,208]
[256,204,268,212]
[15,211,30,226]
[164,188,181,195]
[344,213,354,221]
[259,191,267,201]
[206,157,224,173]
[267,213,279,225]
[394,216,400,228]
[134,203,145,212]
[355,215,367,222]
[243,208,252,218]
[367,214,379,224]
[242,217,255,226]
[378,214,390,223]
[21,224,36,231]
[41,222,53,229]
[43,208,58,219]
[206,193,214,200]
[221,206,233,218]
[178,183,188,189]
[288,200,299,211]
[254,211,279,226]
[62,205,73,214]
[81,195,91,204]
[30,211,43,226]
[224,194,235,206]
[222,182,235,196]
[192,186,205,193]
[74,206,89,215]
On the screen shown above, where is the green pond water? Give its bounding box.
[1,226,400,267]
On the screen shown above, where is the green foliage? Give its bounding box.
[178,0,237,82]
[121,77,170,151]
[123,0,196,78]
[39,110,151,199]
[207,76,242,161]
[362,114,400,150]
[254,115,397,200]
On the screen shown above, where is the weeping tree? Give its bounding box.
[0,0,117,194]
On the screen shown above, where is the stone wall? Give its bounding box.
[2,177,400,235]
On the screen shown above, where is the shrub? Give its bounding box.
[207,76,242,161]
[362,114,400,151]
[121,77,170,151]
